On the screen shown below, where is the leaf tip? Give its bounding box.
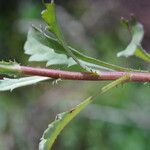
[130,13,136,26]
[120,17,129,28]
[117,52,121,57]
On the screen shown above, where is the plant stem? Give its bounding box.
[11,66,150,82]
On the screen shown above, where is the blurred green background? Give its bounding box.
[0,0,150,149]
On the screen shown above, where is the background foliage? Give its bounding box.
[0,0,150,149]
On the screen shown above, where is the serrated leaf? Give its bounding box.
[39,96,92,150]
[0,76,50,91]
[41,0,89,71]
[24,27,75,67]
[41,0,61,41]
[24,26,136,72]
[39,75,130,150]
[117,19,150,63]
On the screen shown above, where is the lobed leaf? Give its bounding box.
[24,27,75,67]
[24,26,137,72]
[41,0,88,71]
[117,19,150,63]
[0,76,50,91]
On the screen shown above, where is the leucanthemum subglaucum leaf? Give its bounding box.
[117,17,150,63]
[24,26,137,72]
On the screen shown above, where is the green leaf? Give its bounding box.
[39,96,92,150]
[41,0,62,41]
[117,19,150,63]
[0,76,50,91]
[39,75,130,150]
[24,27,75,67]
[25,26,137,72]
[101,75,130,93]
[41,0,88,71]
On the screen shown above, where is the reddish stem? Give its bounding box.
[17,66,150,82]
